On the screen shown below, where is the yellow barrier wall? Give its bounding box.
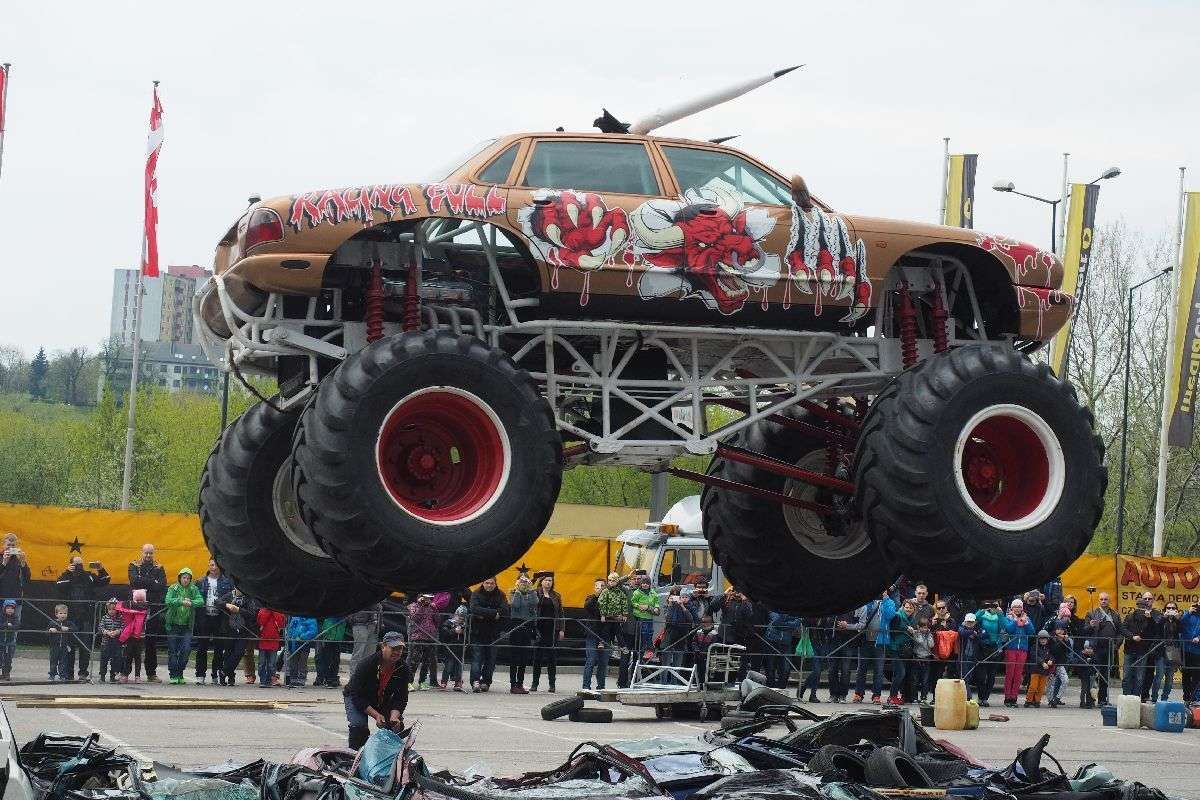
[0,502,615,607]
[6,501,1195,612]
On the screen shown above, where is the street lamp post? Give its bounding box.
[1115,266,1173,553]
[992,167,1120,255]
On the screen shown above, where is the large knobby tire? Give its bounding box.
[198,400,390,616]
[703,410,898,615]
[293,331,562,592]
[854,344,1105,596]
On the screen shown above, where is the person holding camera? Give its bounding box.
[1151,602,1182,702]
[1121,592,1156,697]
[55,555,109,681]
[1001,598,1035,708]
[0,534,29,626]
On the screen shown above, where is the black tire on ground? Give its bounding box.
[198,400,391,616]
[541,697,585,721]
[568,707,613,723]
[911,754,973,784]
[703,409,899,615]
[292,332,562,591]
[864,746,935,789]
[854,344,1106,596]
[808,745,869,782]
[740,686,795,712]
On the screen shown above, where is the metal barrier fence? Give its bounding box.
[1,597,1197,701]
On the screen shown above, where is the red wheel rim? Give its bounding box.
[953,404,1064,530]
[375,388,510,524]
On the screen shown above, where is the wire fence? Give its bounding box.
[1,595,1198,701]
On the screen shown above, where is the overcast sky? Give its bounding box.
[1,1,1197,355]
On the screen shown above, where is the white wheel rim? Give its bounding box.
[952,403,1065,531]
[272,461,328,558]
[781,450,871,559]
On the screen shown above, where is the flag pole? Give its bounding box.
[1056,152,1070,256]
[120,268,143,509]
[938,137,949,224]
[1152,165,1188,556]
[0,63,10,183]
[121,80,160,510]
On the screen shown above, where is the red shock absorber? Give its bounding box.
[365,257,384,344]
[402,247,420,333]
[898,281,918,368]
[931,281,949,354]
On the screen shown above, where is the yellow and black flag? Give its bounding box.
[1049,183,1101,376]
[942,154,978,228]
[1167,192,1200,447]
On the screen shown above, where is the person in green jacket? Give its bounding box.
[315,617,347,688]
[164,567,204,684]
[629,575,660,659]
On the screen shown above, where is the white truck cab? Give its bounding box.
[613,496,726,594]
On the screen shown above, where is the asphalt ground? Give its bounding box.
[2,656,1197,798]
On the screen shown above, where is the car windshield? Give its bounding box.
[422,138,498,182]
[614,542,654,577]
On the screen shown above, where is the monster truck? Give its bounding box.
[194,131,1105,616]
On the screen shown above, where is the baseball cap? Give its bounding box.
[382,631,406,648]
[963,613,976,623]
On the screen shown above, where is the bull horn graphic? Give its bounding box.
[631,207,685,250]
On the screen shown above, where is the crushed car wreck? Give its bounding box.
[4,698,1183,800]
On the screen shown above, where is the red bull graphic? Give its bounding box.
[289,185,419,231]
[631,186,779,315]
[786,206,871,322]
[977,233,1058,286]
[517,190,631,305]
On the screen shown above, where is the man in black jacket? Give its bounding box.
[468,578,508,692]
[1083,592,1120,705]
[344,631,409,750]
[56,556,110,680]
[128,544,167,682]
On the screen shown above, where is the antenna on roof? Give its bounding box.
[628,65,802,135]
[708,135,740,144]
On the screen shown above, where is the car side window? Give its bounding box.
[662,145,792,205]
[477,143,520,184]
[522,141,658,195]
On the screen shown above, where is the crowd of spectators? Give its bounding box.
[1,530,1198,713]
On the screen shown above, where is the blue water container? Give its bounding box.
[1154,700,1187,733]
[1100,704,1117,727]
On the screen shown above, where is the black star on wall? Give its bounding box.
[67,537,85,553]
[516,563,531,577]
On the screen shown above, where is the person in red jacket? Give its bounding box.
[256,608,286,688]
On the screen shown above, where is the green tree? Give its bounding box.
[28,348,49,400]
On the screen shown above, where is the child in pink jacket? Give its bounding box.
[117,589,149,682]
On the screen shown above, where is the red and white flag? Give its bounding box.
[142,84,164,278]
[0,63,10,180]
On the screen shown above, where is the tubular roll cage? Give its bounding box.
[195,217,992,502]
